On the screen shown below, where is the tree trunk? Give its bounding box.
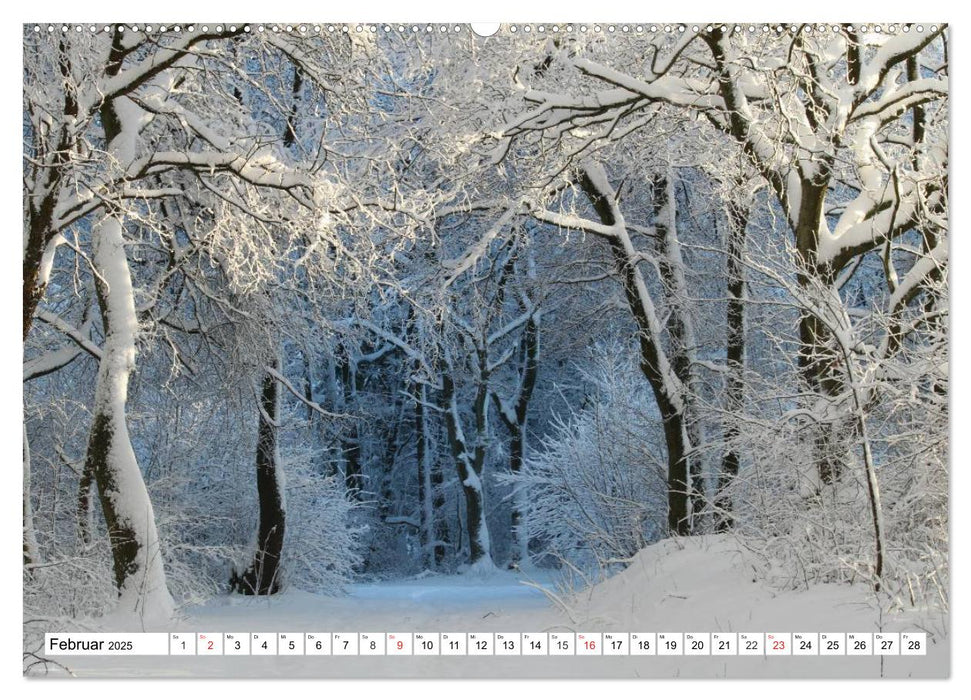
[841,345,886,590]
[23,230,64,343]
[715,200,748,531]
[76,460,94,548]
[84,214,173,619]
[659,403,691,535]
[81,77,174,619]
[579,165,692,536]
[415,382,437,569]
[431,443,448,567]
[442,370,493,566]
[652,173,703,528]
[23,38,77,341]
[23,423,40,566]
[321,356,341,478]
[343,424,363,496]
[508,428,529,564]
[798,305,845,486]
[494,312,539,565]
[230,362,286,595]
[706,30,845,488]
[339,353,364,498]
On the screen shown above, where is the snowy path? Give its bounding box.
[39,538,949,679]
[180,569,560,634]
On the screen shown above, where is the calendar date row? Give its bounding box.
[44,631,927,657]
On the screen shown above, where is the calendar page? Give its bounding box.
[21,15,949,681]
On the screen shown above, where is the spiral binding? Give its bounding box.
[27,23,942,37]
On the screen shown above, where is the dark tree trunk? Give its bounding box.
[715,200,748,532]
[230,363,286,595]
[416,380,427,544]
[460,479,486,564]
[301,352,315,422]
[579,169,692,536]
[76,461,94,547]
[904,55,947,396]
[442,370,491,565]
[652,174,704,527]
[339,354,364,498]
[415,380,438,568]
[493,313,539,565]
[611,233,692,535]
[659,401,691,535]
[432,448,448,567]
[23,425,39,566]
[87,411,140,591]
[706,30,845,488]
[379,392,404,519]
[508,429,524,554]
[23,38,79,342]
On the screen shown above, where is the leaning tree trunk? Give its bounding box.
[231,362,286,595]
[838,326,886,590]
[84,217,173,618]
[81,86,173,620]
[85,215,174,619]
[578,165,692,536]
[652,173,704,528]
[715,200,748,531]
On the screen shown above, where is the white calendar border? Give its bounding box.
[6,0,961,697]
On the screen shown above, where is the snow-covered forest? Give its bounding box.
[23,22,948,676]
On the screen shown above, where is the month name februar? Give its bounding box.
[48,637,104,652]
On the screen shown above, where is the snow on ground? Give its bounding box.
[37,536,948,678]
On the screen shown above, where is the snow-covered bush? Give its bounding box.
[275,450,364,592]
[722,270,949,609]
[505,342,668,574]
